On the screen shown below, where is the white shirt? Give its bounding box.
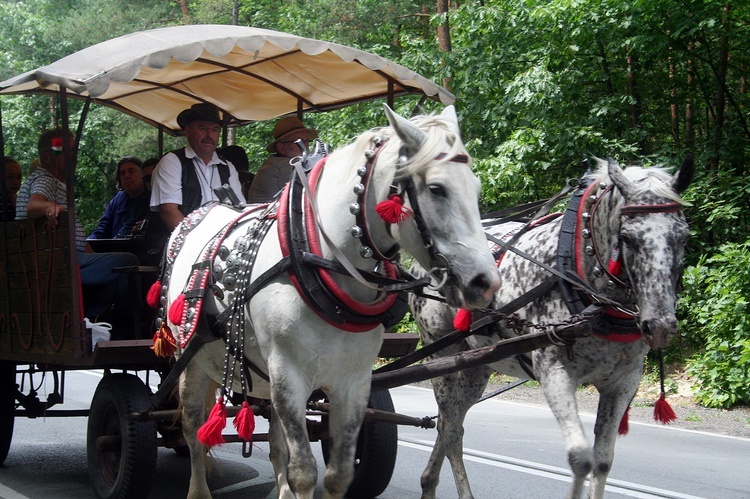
[150,144,247,211]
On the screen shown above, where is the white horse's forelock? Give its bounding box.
[590,157,687,204]
[346,112,468,182]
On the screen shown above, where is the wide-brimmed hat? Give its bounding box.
[266,116,318,152]
[177,103,226,130]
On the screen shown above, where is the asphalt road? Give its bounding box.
[1,371,748,498]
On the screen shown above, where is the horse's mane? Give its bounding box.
[589,157,686,204]
[343,111,468,180]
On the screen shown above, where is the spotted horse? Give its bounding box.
[409,157,693,499]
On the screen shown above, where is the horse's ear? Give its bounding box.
[383,104,426,154]
[440,105,461,136]
[607,157,635,198]
[670,155,694,194]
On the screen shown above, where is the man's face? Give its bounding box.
[5,161,22,194]
[185,120,221,159]
[277,131,311,157]
[119,161,144,196]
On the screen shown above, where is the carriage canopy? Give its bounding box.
[0,24,455,135]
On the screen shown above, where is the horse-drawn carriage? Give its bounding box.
[0,25,692,499]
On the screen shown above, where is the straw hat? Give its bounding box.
[266,116,318,152]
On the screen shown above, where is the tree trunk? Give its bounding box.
[709,3,730,170]
[685,46,695,153]
[626,50,645,153]
[436,0,452,91]
[178,0,190,25]
[668,37,680,147]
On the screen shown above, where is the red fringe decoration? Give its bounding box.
[375,195,412,224]
[146,280,162,309]
[654,392,677,424]
[233,401,256,442]
[150,323,177,357]
[168,293,186,324]
[607,248,622,276]
[618,406,630,435]
[197,397,227,447]
[453,309,472,332]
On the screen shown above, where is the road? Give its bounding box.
[1,371,748,498]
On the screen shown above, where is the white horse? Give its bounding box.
[157,105,500,498]
[409,157,693,499]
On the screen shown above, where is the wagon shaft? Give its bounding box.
[371,321,591,391]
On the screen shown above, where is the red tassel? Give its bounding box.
[607,247,622,276]
[168,293,186,324]
[146,280,162,309]
[150,323,177,357]
[233,401,256,442]
[197,397,227,447]
[654,392,677,424]
[375,194,412,224]
[618,406,630,435]
[453,309,472,332]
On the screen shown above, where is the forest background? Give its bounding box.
[0,0,748,409]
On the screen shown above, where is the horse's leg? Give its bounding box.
[538,367,592,499]
[421,365,493,499]
[179,363,213,499]
[321,380,371,499]
[267,407,294,498]
[588,374,642,499]
[268,370,317,499]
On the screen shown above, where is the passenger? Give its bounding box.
[141,157,159,191]
[2,156,23,221]
[247,116,318,203]
[150,103,246,231]
[16,127,140,338]
[89,156,151,239]
[218,145,254,201]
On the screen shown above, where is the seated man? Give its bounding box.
[16,127,140,338]
[89,156,151,239]
[247,116,318,203]
[150,103,246,231]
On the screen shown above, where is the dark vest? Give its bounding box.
[172,148,230,216]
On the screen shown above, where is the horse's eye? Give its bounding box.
[428,184,447,197]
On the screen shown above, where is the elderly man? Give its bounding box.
[150,103,246,231]
[247,116,318,203]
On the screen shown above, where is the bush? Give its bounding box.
[678,241,750,408]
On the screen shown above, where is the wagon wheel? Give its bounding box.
[0,362,16,465]
[87,373,157,499]
[321,389,398,498]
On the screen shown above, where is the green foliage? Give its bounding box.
[2,0,750,408]
[678,241,750,408]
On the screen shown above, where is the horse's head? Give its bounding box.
[371,105,500,310]
[604,157,693,348]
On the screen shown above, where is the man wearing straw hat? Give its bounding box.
[247,116,318,204]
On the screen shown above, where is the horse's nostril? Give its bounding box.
[470,273,492,293]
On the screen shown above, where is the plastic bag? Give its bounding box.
[86,318,112,348]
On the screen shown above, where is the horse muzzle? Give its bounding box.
[439,268,500,310]
[640,316,678,349]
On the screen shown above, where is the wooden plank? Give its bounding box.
[0,218,86,364]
